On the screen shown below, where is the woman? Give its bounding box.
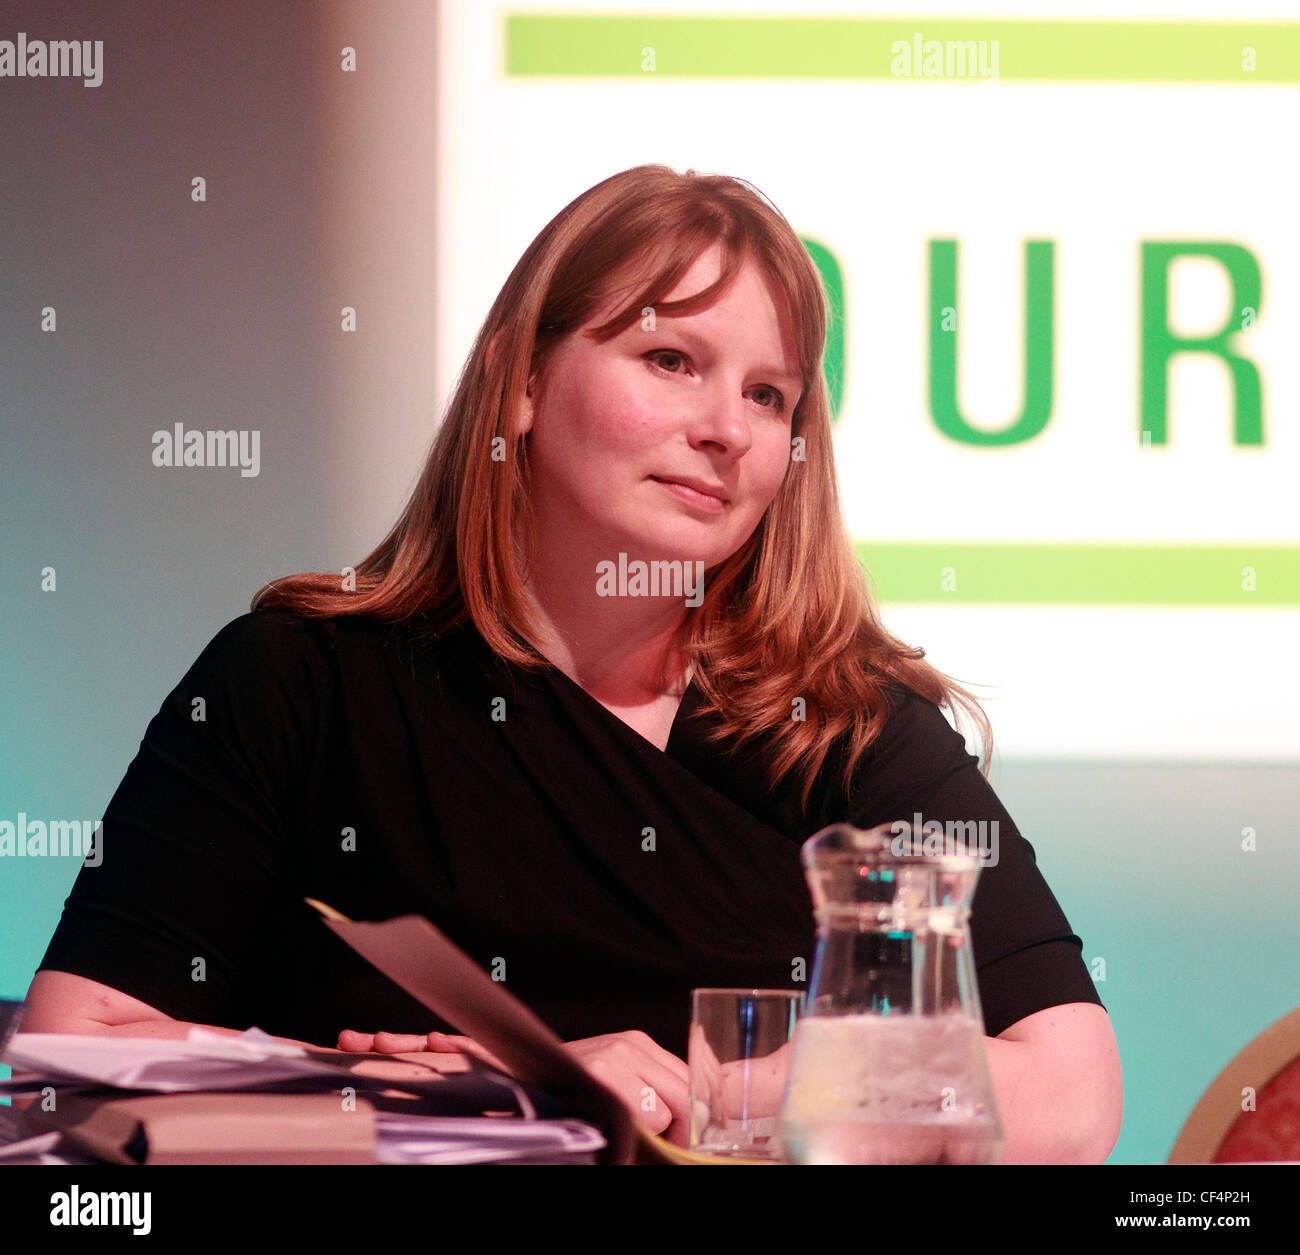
[23,165,1121,1161]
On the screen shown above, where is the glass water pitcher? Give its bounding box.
[778,821,1004,1164]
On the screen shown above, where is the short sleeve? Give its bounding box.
[36,610,329,1027]
[845,686,1104,1038]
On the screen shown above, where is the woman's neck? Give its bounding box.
[520,563,693,705]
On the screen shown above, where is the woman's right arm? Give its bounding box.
[29,612,330,1052]
[19,969,324,1045]
[11,971,455,1114]
[10,970,280,1114]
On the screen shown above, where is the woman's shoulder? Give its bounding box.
[187,608,485,689]
[177,609,399,708]
[192,607,339,672]
[804,678,979,824]
[198,607,433,662]
[862,679,978,776]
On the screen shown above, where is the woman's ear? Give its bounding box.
[486,327,537,436]
[515,357,544,436]
[514,385,535,436]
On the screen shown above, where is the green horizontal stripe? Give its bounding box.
[506,17,1300,83]
[853,543,1299,604]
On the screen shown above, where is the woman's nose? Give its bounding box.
[687,386,753,455]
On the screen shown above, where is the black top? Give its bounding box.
[38,610,1103,1057]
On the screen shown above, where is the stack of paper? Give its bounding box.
[0,1027,605,1165]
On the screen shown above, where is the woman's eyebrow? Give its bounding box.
[646,322,801,387]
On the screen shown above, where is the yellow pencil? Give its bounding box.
[303,897,353,924]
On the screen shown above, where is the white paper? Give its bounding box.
[0,1029,606,1164]
[0,1030,330,1093]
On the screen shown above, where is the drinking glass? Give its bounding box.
[688,988,803,1159]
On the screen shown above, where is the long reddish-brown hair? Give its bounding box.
[252,164,993,809]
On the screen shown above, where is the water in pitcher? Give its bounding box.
[779,1011,1002,1165]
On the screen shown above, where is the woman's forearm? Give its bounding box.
[49,1018,325,1049]
[984,1034,1111,1163]
[6,1020,462,1112]
[6,1020,330,1110]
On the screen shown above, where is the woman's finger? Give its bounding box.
[569,1043,690,1134]
[372,1031,433,1053]
[428,1033,512,1073]
[628,1055,692,1131]
[578,1055,674,1135]
[336,1029,375,1052]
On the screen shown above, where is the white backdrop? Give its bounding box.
[428,0,1300,760]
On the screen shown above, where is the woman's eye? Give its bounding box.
[646,349,687,373]
[645,350,786,414]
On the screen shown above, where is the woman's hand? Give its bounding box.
[337,1029,510,1073]
[694,1029,794,1122]
[557,1031,691,1144]
[337,1027,692,1145]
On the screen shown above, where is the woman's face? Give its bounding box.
[516,244,802,574]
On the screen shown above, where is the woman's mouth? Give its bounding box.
[651,476,729,513]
